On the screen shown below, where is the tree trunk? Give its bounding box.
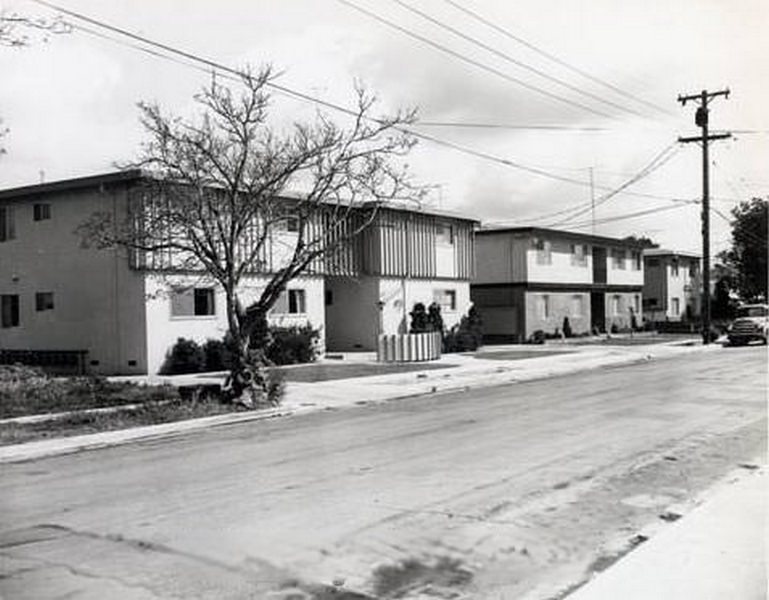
[223,301,278,407]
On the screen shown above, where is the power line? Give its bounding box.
[412,121,609,131]
[334,0,614,119]
[388,0,645,119]
[547,143,684,227]
[439,0,673,117]
[564,203,688,229]
[30,0,696,207]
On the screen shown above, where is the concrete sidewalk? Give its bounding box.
[0,338,714,464]
[567,468,767,600]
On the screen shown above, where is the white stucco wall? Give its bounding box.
[144,273,325,374]
[526,240,593,284]
[378,278,471,335]
[606,250,644,286]
[0,187,147,374]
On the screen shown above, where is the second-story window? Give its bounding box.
[671,261,680,277]
[570,243,588,267]
[688,262,698,277]
[631,251,642,270]
[33,203,51,221]
[436,222,454,245]
[534,238,552,265]
[35,292,54,311]
[0,206,16,242]
[611,249,626,270]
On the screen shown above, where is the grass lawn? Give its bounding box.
[0,369,181,419]
[0,398,243,446]
[273,361,453,383]
[567,334,698,346]
[470,349,573,361]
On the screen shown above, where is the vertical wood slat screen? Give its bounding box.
[127,187,476,281]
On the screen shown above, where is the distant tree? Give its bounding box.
[79,66,422,405]
[622,235,659,249]
[718,198,768,302]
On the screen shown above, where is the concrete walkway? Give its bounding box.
[0,338,715,464]
[567,468,766,600]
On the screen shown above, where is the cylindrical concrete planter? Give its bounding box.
[377,331,442,362]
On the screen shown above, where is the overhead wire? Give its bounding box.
[387,0,645,119]
[439,0,673,117]
[29,0,696,207]
[547,143,684,227]
[334,0,615,119]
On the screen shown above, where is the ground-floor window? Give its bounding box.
[671,297,680,316]
[170,287,216,317]
[1,294,20,328]
[433,289,457,311]
[571,295,583,317]
[274,289,307,314]
[612,295,622,316]
[539,294,550,319]
[634,294,641,313]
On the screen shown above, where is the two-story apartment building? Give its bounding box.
[471,227,644,341]
[642,249,701,322]
[0,171,476,374]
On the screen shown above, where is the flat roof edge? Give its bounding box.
[0,170,146,200]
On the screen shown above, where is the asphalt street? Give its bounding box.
[0,346,765,599]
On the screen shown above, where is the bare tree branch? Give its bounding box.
[80,64,425,403]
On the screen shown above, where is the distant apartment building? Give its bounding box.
[471,227,644,341]
[642,249,701,322]
[0,171,476,374]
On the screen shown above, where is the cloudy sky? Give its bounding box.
[1,0,767,255]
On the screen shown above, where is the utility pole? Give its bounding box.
[589,167,596,235]
[677,88,731,345]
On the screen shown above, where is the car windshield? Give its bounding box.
[737,306,768,317]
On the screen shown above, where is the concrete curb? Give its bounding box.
[0,340,718,464]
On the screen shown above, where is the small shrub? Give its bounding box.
[202,338,234,372]
[265,324,320,365]
[160,338,205,375]
[527,330,546,344]
[443,306,484,353]
[427,302,444,333]
[409,302,430,333]
[610,323,619,334]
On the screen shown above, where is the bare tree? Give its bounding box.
[0,11,71,47]
[79,66,423,404]
[1,10,71,155]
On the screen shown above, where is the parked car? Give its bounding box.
[727,304,769,345]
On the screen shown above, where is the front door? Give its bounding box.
[591,292,605,333]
